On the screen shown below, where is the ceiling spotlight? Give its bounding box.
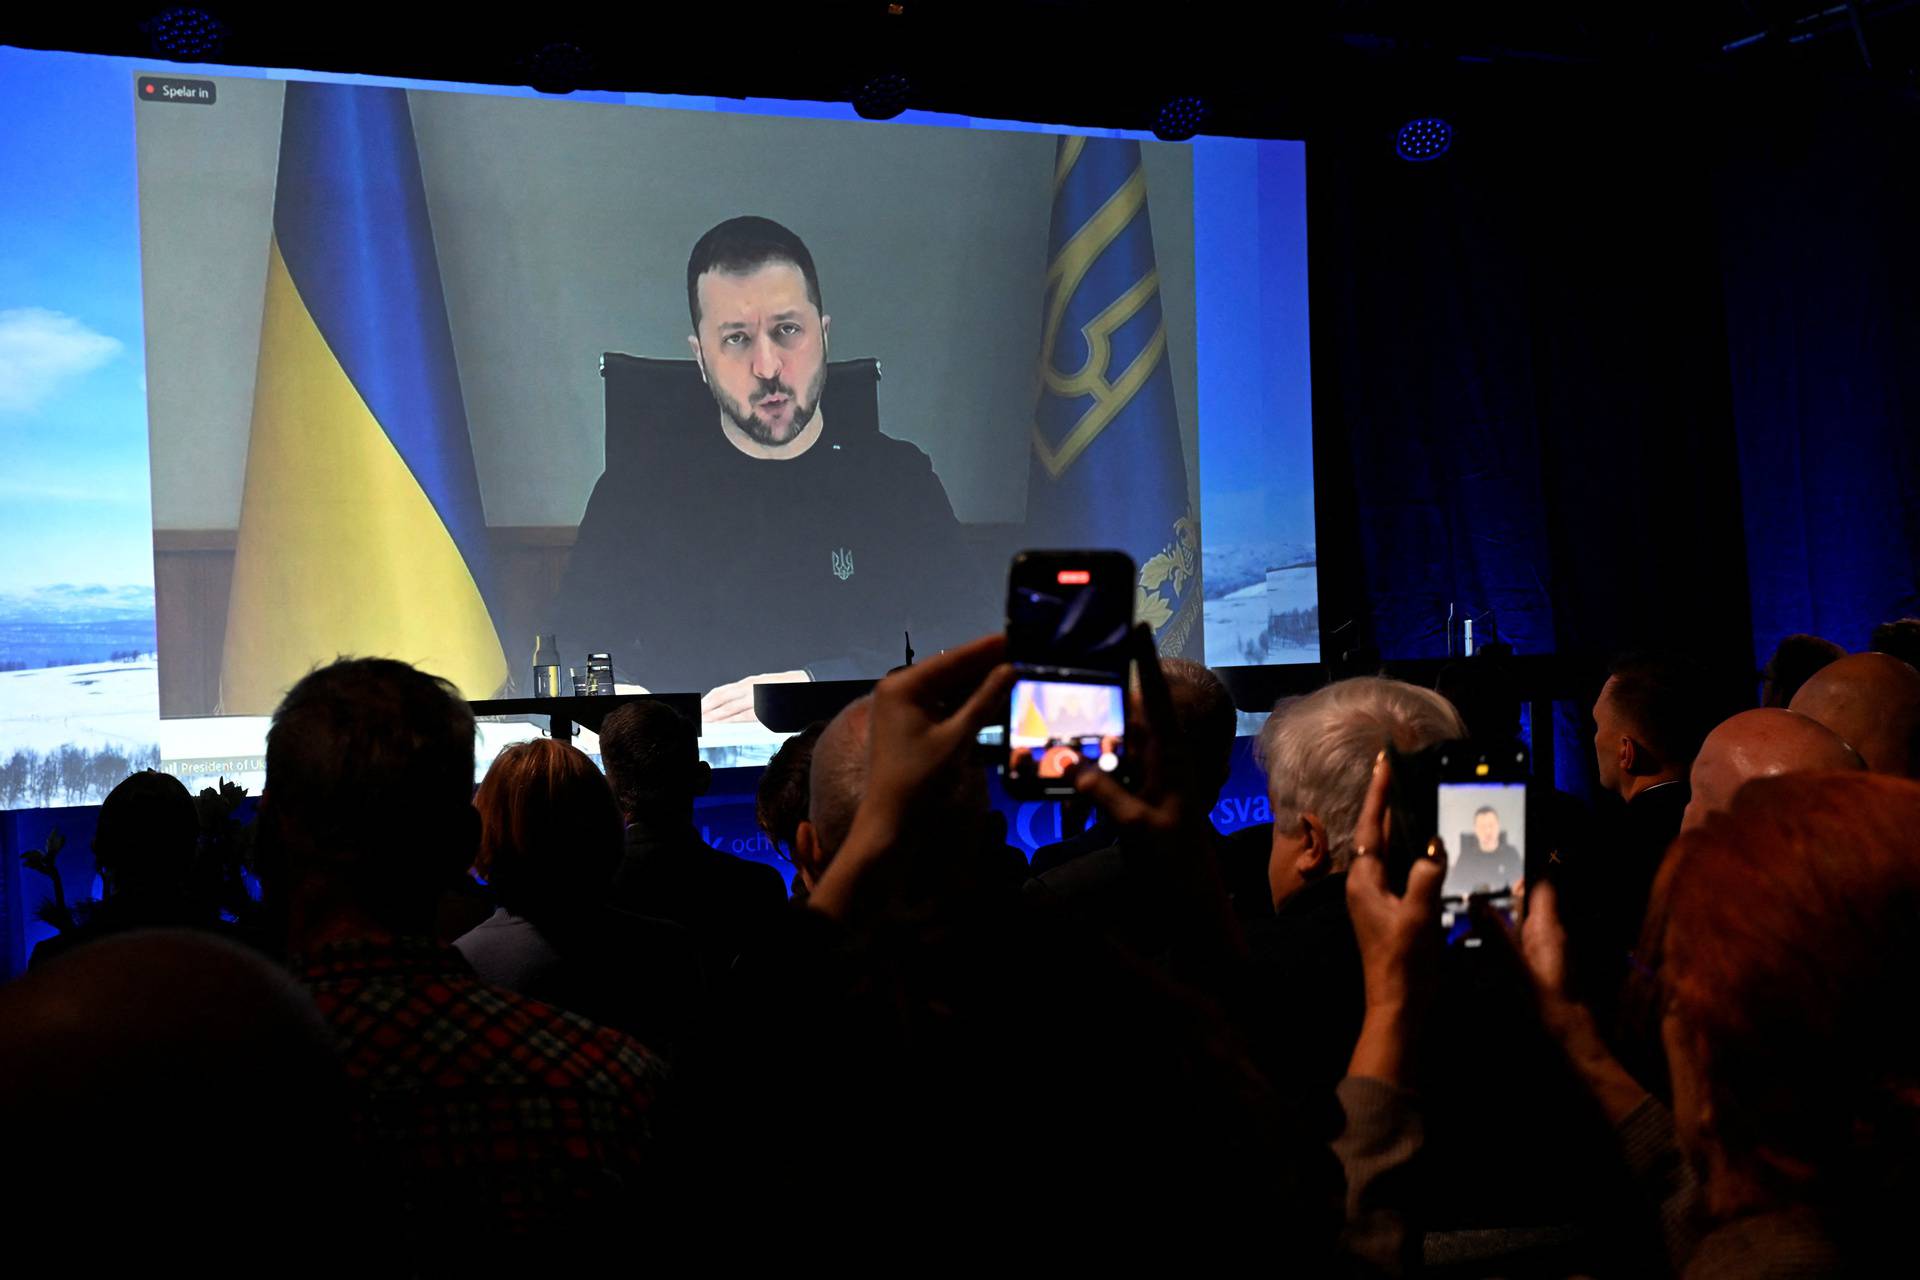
[854,72,911,120]
[1153,96,1208,142]
[143,8,226,61]
[1395,117,1453,162]
[527,42,592,95]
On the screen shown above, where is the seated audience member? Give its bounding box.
[1789,651,1920,778]
[1681,707,1864,830]
[454,737,704,1056]
[0,930,361,1268]
[1337,767,1920,1277]
[600,699,787,974]
[263,658,665,1255]
[30,769,215,967]
[1026,658,1253,956]
[1560,651,1731,1011]
[1870,616,1920,673]
[692,634,1339,1248]
[1760,633,1846,708]
[1247,676,1465,1102]
[1257,679,1625,1246]
[795,693,1023,903]
[754,720,826,899]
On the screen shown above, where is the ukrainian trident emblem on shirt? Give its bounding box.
[831,547,854,581]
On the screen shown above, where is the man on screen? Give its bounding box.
[1452,804,1522,895]
[552,216,971,722]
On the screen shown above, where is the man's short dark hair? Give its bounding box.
[598,699,700,816]
[1870,618,1920,674]
[686,215,824,332]
[265,658,475,858]
[756,720,826,857]
[1761,633,1847,707]
[1473,805,1499,820]
[1162,658,1237,789]
[93,769,199,888]
[1605,650,1734,771]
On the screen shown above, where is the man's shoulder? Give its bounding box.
[837,426,939,477]
[1032,842,1125,898]
[485,982,668,1090]
[313,960,663,1096]
[709,845,789,903]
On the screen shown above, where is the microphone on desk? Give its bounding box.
[904,630,914,668]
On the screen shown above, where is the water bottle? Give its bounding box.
[531,635,561,698]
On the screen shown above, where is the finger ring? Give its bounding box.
[1353,845,1371,859]
[1425,837,1446,861]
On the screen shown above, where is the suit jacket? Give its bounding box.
[610,819,787,977]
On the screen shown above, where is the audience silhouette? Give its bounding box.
[599,698,787,975]
[14,611,1920,1275]
[262,658,666,1260]
[453,737,705,1057]
[30,769,218,967]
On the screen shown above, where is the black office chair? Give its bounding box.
[599,353,883,479]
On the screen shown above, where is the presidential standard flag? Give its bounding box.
[219,82,507,713]
[1027,135,1199,658]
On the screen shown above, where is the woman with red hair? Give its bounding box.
[1638,770,1920,1270]
[454,738,701,1053]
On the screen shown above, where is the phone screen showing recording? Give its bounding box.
[1005,676,1125,794]
[1437,780,1527,901]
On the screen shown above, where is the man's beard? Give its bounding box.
[712,363,827,447]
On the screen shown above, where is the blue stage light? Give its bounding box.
[1153,96,1208,142]
[854,72,912,120]
[1396,117,1453,162]
[143,8,225,61]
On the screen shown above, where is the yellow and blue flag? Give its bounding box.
[219,82,507,713]
[1028,136,1199,658]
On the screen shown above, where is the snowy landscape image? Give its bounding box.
[1203,538,1319,666]
[0,585,164,808]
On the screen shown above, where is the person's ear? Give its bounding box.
[793,819,824,890]
[1618,736,1639,777]
[691,759,712,797]
[1297,812,1333,878]
[687,332,707,382]
[820,313,831,353]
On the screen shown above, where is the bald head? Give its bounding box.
[1789,652,1920,778]
[0,931,357,1253]
[1682,709,1866,831]
[808,695,873,859]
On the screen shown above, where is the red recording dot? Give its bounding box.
[144,83,155,93]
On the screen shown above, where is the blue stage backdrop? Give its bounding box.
[1307,78,1920,797]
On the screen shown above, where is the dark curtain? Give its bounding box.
[1714,79,1920,654]
[1311,71,1920,789]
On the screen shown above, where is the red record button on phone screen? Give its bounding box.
[1056,569,1091,584]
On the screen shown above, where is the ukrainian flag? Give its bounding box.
[219,82,506,713]
[1028,136,1199,658]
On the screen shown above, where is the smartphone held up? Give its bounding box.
[990,551,1135,800]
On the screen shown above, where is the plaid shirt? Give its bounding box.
[301,937,666,1241]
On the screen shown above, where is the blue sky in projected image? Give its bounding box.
[0,49,154,602]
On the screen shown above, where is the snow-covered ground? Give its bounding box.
[1,657,790,809]
[1203,566,1320,666]
[0,657,162,757]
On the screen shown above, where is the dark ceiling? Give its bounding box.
[6,2,1919,137]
